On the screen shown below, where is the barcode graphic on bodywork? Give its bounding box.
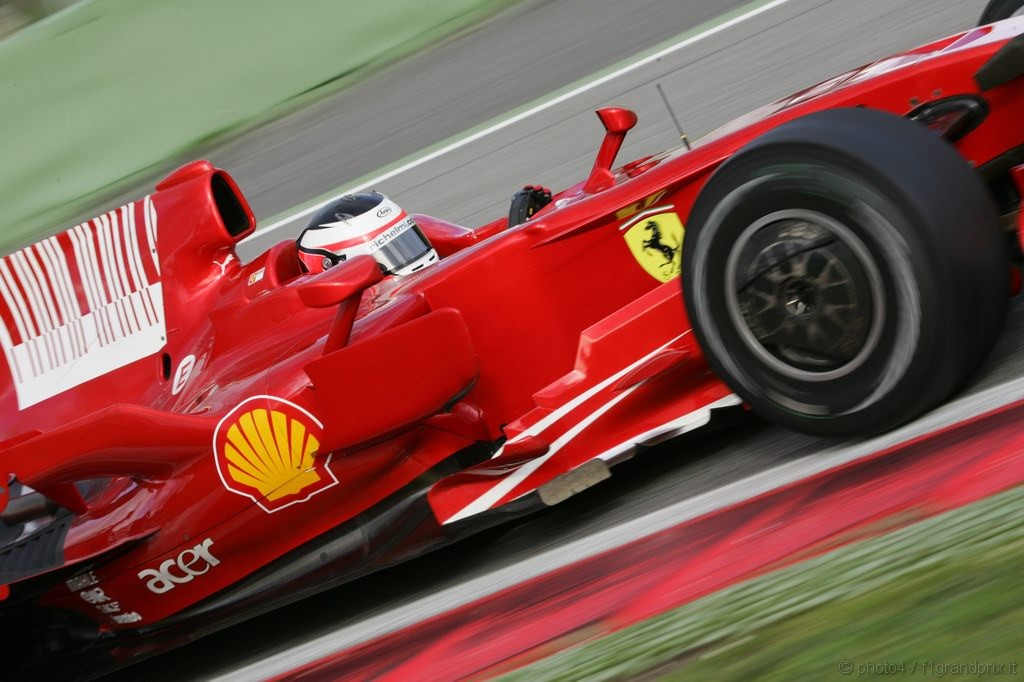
[0,197,165,409]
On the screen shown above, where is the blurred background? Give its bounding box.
[3,1,1023,679]
[0,0,997,254]
[0,0,77,40]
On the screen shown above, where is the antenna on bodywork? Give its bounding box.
[656,84,692,151]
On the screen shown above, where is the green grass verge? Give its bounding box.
[0,0,519,254]
[501,486,1024,681]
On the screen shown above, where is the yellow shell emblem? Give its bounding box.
[622,211,684,283]
[213,396,338,513]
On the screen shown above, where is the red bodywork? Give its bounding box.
[2,18,1024,657]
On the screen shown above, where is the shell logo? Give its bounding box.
[213,396,338,513]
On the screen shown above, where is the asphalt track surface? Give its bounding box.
[106,0,1024,678]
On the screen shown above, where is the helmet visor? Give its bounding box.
[370,217,433,273]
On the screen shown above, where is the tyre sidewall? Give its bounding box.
[980,0,1024,24]
[685,148,964,434]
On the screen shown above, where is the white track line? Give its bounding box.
[215,373,1024,681]
[247,0,797,242]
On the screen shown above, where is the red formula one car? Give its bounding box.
[4,13,1024,673]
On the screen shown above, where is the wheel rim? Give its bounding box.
[724,209,885,382]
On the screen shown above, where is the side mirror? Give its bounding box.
[297,255,383,308]
[297,255,383,352]
[583,107,639,193]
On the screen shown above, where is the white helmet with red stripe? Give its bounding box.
[296,192,439,276]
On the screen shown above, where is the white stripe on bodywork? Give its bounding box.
[0,260,37,339]
[504,332,689,447]
[445,385,646,524]
[35,243,71,328]
[47,236,90,357]
[0,198,166,409]
[37,240,73,324]
[69,226,99,311]
[5,256,52,372]
[18,249,65,368]
[22,248,61,330]
[109,210,134,296]
[444,333,690,523]
[0,316,20,384]
[90,218,118,340]
[37,238,83,360]
[97,215,129,338]
[112,210,145,331]
[125,202,156,324]
[8,254,50,372]
[106,212,133,334]
[69,225,106,346]
[596,394,743,463]
[0,262,32,343]
[0,265,40,378]
[0,275,28,382]
[618,204,677,231]
[145,196,160,275]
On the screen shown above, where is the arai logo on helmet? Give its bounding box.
[377,206,393,218]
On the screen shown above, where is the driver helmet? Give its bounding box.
[297,192,439,276]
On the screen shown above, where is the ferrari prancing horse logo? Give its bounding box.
[622,210,684,283]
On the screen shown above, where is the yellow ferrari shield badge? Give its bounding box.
[622,211,684,282]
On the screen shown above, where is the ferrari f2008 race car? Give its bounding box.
[4,12,1024,673]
